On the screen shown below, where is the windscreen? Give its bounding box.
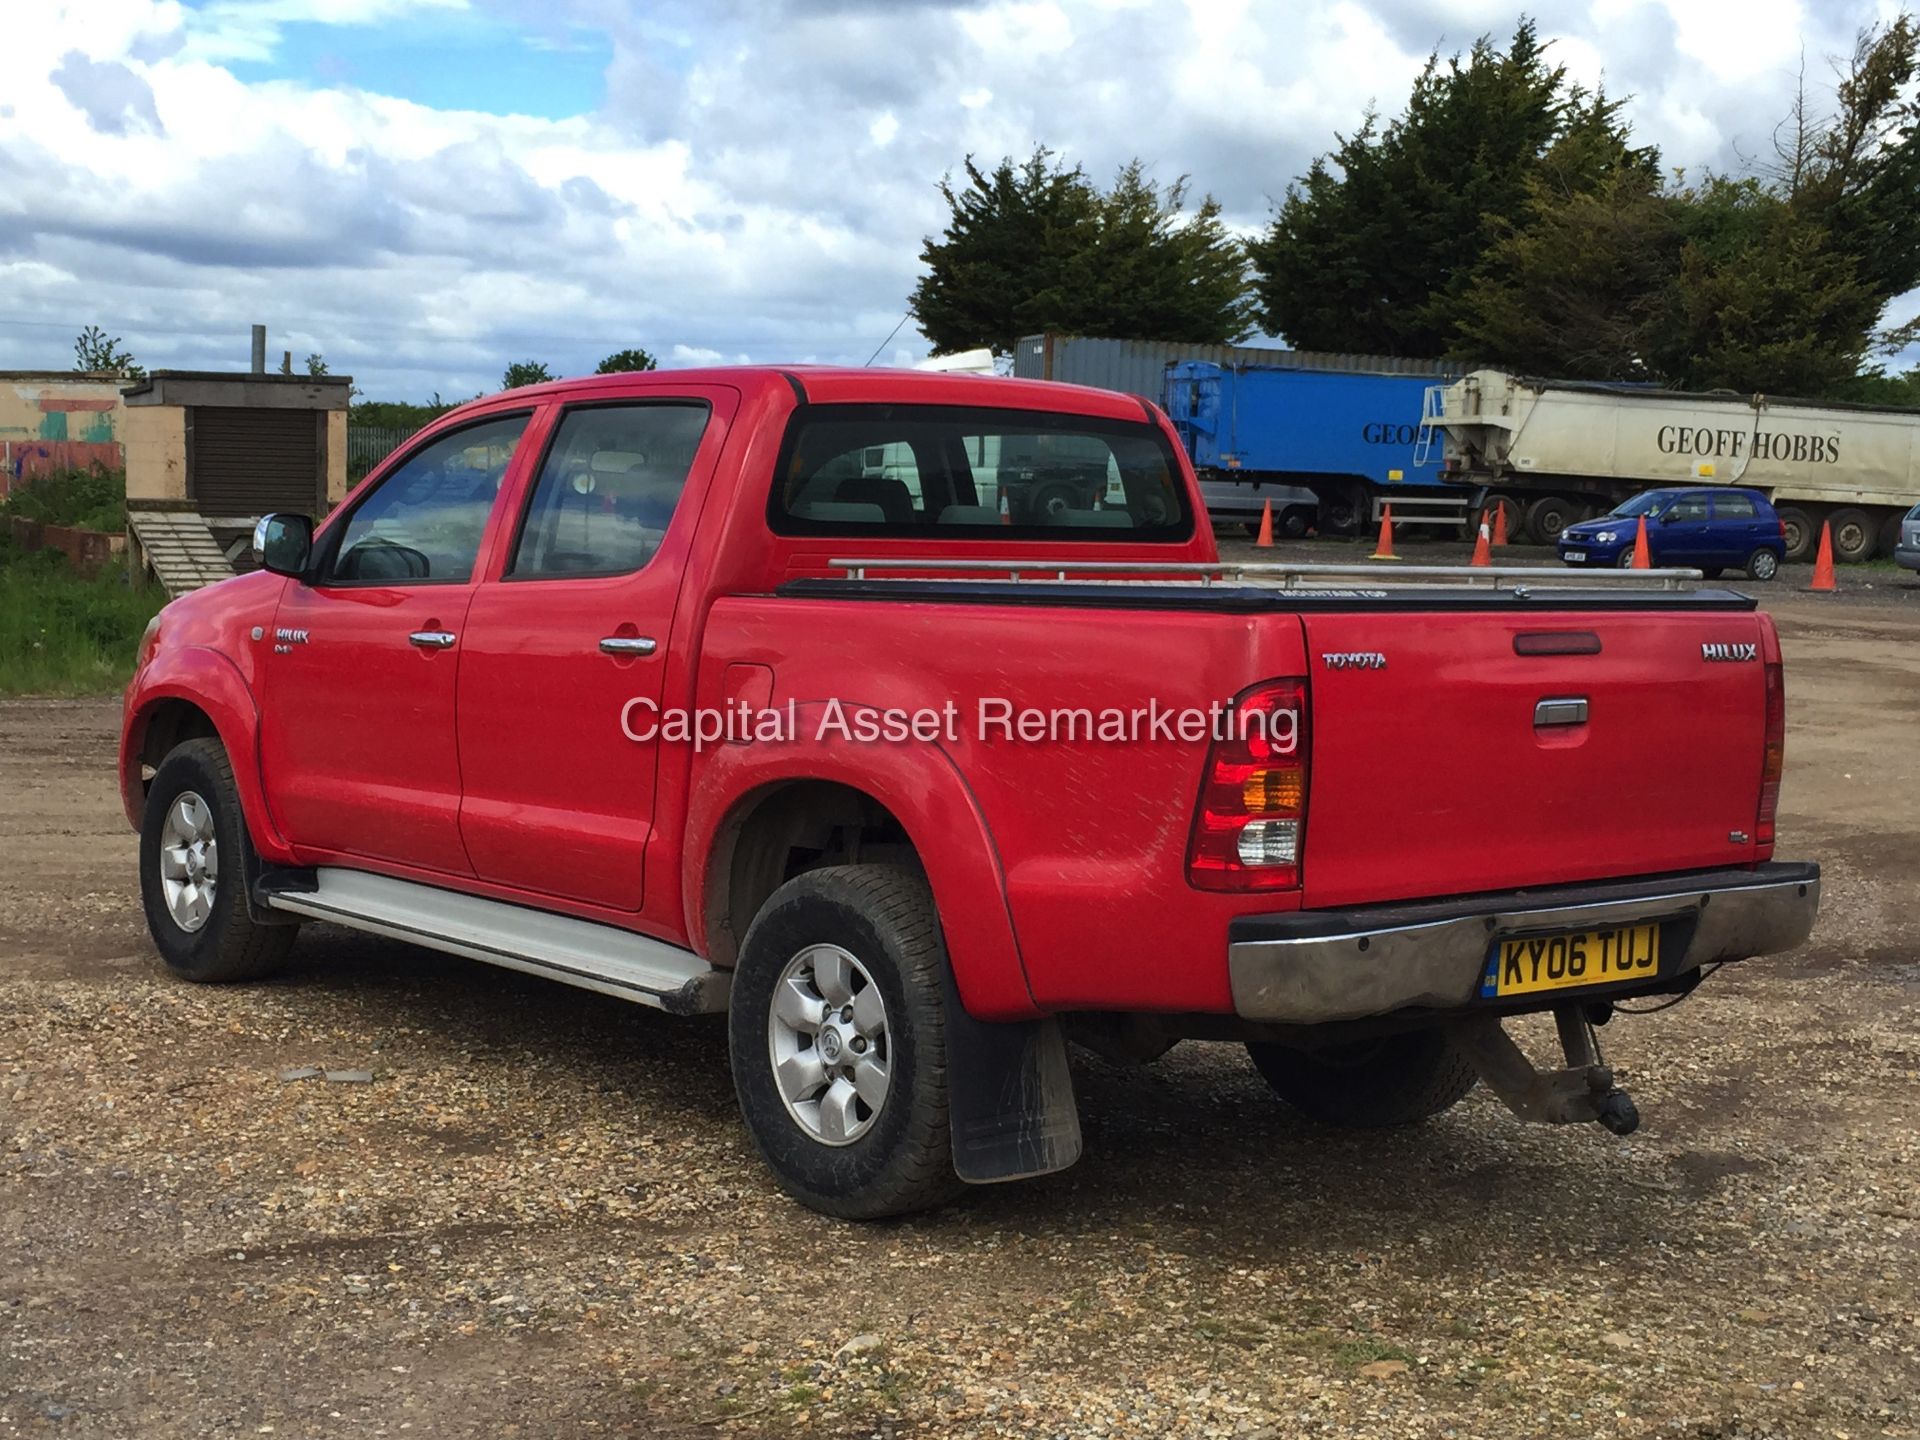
[768,403,1194,541]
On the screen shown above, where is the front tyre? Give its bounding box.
[140,738,297,982]
[1245,1028,1477,1128]
[729,865,961,1219]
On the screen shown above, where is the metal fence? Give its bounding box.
[346,424,419,479]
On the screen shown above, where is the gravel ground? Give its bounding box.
[2,575,1916,1439]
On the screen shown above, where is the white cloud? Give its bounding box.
[0,0,1905,398]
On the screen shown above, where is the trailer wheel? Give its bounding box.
[1776,507,1816,562]
[1487,495,1524,544]
[1878,512,1905,559]
[1828,508,1875,563]
[1525,495,1577,545]
[1279,506,1314,540]
[1321,488,1364,535]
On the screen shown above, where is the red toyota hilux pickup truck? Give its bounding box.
[122,367,1819,1217]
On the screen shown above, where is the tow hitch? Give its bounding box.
[1447,1008,1640,1136]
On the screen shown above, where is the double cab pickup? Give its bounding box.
[122,367,1820,1217]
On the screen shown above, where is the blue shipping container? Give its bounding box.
[1165,361,1447,489]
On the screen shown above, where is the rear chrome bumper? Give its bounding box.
[1228,862,1820,1025]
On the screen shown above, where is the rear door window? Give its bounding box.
[769,404,1191,539]
[509,403,710,577]
[1713,493,1757,520]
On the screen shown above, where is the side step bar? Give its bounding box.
[259,868,729,1016]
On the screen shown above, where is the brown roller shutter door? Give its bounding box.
[189,407,323,514]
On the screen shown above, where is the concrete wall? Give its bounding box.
[0,373,128,495]
[124,405,188,502]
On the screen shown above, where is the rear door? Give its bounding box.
[1298,606,1769,908]
[1710,491,1765,566]
[453,390,735,911]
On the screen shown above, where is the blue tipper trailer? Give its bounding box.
[1163,362,1467,534]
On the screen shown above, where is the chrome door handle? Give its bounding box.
[1534,697,1589,727]
[409,630,458,649]
[599,636,658,656]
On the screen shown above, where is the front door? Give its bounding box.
[455,392,735,911]
[258,411,534,877]
[1657,493,1713,566]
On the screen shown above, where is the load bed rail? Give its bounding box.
[827,558,1705,593]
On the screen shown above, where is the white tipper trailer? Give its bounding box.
[1423,370,1920,561]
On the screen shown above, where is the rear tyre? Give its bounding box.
[1245,1029,1477,1128]
[1776,506,1816,562]
[1745,548,1780,582]
[1278,506,1313,540]
[1828,508,1875,564]
[140,738,297,983]
[729,865,961,1219]
[1525,494,1577,545]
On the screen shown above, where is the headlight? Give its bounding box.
[1594,530,1618,544]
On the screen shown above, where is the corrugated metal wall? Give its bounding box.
[1013,334,1456,402]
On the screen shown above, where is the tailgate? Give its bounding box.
[1301,609,1770,908]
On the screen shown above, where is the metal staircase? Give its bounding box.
[128,510,234,598]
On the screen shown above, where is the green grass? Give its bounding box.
[0,543,166,695]
[0,466,128,533]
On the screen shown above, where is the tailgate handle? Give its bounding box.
[1534,697,1589,728]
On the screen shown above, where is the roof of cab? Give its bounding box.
[475,365,1156,422]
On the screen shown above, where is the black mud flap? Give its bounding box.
[941,964,1083,1184]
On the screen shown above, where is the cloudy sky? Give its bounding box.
[1,0,1907,400]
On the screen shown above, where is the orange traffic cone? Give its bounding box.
[998,489,1011,525]
[1630,515,1651,569]
[1808,520,1836,592]
[1469,510,1492,567]
[1255,499,1274,547]
[1492,501,1510,547]
[1370,504,1399,560]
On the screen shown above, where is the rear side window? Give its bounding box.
[511,403,710,577]
[1714,493,1757,519]
[768,403,1193,540]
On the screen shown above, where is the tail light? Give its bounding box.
[1187,679,1308,891]
[1756,656,1784,850]
[1778,516,1788,541]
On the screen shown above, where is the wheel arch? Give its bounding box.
[121,648,293,864]
[683,730,1037,1020]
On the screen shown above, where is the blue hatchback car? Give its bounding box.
[1557,488,1785,581]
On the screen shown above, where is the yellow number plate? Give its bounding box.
[1482,924,1660,998]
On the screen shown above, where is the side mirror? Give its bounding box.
[1658,511,1679,525]
[252,513,313,578]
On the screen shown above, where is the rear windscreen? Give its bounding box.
[767,403,1194,541]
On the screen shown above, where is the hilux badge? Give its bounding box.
[1701,642,1757,662]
